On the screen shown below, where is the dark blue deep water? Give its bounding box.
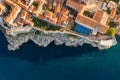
[0,31,120,80]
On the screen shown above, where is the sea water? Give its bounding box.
[0,31,120,80]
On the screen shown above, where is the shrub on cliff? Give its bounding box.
[107,27,116,37]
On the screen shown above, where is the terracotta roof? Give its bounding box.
[110,8,117,18]
[44,10,58,24]
[19,4,27,9]
[24,19,34,26]
[3,0,16,6]
[5,5,21,25]
[16,21,23,26]
[19,10,27,20]
[66,0,83,11]
[33,1,44,16]
[93,10,109,25]
[34,0,39,2]
[61,7,69,15]
[114,14,120,23]
[17,10,33,26]
[28,5,35,13]
[54,3,62,13]
[24,12,34,26]
[44,10,53,19]
[57,8,69,27]
[0,3,6,15]
[17,0,33,9]
[38,14,45,20]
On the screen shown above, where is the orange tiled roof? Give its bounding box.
[66,0,83,11]
[57,8,69,27]
[0,3,6,10]
[18,1,28,10]
[3,0,16,6]
[93,10,109,25]
[38,14,45,20]
[34,0,39,2]
[33,1,44,16]
[0,3,6,15]
[16,21,23,26]
[5,5,21,25]
[54,3,62,13]
[28,5,35,13]
[44,10,53,19]
[110,8,117,18]
[61,7,69,15]
[24,19,34,26]
[44,10,58,24]
[24,12,34,26]
[114,14,120,23]
[19,10,27,19]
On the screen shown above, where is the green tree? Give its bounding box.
[83,11,94,18]
[33,2,38,7]
[106,8,111,14]
[107,27,116,37]
[111,0,119,3]
[104,0,110,2]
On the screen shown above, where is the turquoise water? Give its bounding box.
[0,31,120,80]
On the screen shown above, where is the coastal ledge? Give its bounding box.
[2,27,117,51]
